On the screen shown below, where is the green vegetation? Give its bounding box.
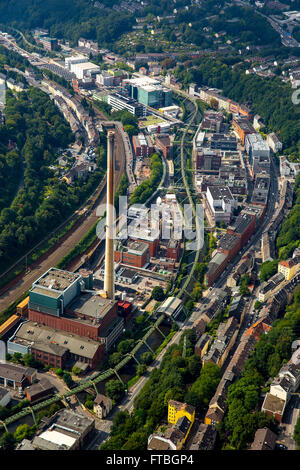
[0,87,75,272]
[294,414,300,448]
[239,274,251,297]
[276,174,300,259]
[100,329,220,450]
[114,172,128,212]
[260,260,279,282]
[0,0,134,48]
[105,379,125,403]
[42,68,74,95]
[254,300,262,310]
[151,286,165,302]
[185,362,221,412]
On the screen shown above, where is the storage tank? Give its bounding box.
[79,269,89,289]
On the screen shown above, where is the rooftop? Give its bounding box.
[11,321,101,359]
[67,292,116,320]
[262,393,285,415]
[33,268,80,293]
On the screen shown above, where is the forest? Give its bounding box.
[0,0,133,47]
[0,88,105,273]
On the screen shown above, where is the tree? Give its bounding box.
[117,339,135,355]
[62,372,73,387]
[136,364,147,377]
[109,352,123,368]
[105,379,125,402]
[0,432,16,450]
[260,260,278,282]
[49,403,61,416]
[14,424,36,443]
[294,415,300,447]
[23,353,37,368]
[72,365,81,376]
[184,363,221,411]
[151,286,165,301]
[140,352,153,365]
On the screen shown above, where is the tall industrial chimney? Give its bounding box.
[104,130,115,300]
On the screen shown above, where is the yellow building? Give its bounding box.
[167,400,195,445]
[168,400,195,425]
[278,258,296,281]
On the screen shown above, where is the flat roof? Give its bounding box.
[12,321,101,359]
[218,233,240,251]
[228,213,254,234]
[38,429,76,449]
[33,268,80,293]
[67,292,116,319]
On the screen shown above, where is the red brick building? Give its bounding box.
[155,134,172,159]
[114,240,150,268]
[166,239,181,261]
[131,234,159,257]
[132,134,154,157]
[29,293,118,342]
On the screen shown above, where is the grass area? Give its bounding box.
[139,115,166,126]
[127,375,140,389]
[153,331,177,358]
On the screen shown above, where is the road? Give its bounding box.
[81,326,187,450]
[214,156,279,291]
[277,395,300,450]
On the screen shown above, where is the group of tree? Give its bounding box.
[259,260,279,283]
[0,88,107,274]
[100,329,220,450]
[276,173,300,260]
[0,0,134,48]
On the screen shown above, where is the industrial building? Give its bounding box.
[65,55,89,71]
[122,75,172,108]
[114,239,150,268]
[0,363,37,390]
[156,297,183,320]
[195,149,222,172]
[106,93,146,116]
[7,320,106,369]
[70,61,100,80]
